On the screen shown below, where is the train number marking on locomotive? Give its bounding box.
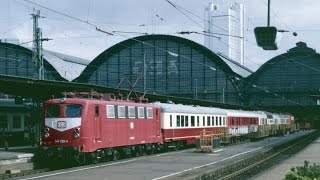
[55,139,69,144]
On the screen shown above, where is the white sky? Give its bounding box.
[1,0,320,71]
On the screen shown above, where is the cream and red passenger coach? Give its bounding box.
[155,102,227,145]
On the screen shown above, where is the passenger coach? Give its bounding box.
[155,102,227,145]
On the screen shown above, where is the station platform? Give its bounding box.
[253,131,320,179]
[0,146,34,174]
[21,131,314,180]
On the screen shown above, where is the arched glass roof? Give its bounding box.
[0,42,89,81]
[75,34,248,105]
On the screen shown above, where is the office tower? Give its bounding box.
[204,1,245,65]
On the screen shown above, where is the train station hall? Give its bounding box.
[0,35,320,147]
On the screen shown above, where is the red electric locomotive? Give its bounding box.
[40,92,163,164]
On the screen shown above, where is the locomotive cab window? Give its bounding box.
[147,108,153,119]
[46,104,60,118]
[106,105,115,118]
[66,105,82,117]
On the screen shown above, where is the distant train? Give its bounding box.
[38,92,298,164]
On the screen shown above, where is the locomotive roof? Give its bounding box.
[45,97,156,107]
[154,102,227,115]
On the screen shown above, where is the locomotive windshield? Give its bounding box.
[46,104,60,118]
[66,105,82,117]
[46,104,82,118]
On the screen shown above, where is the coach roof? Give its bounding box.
[154,102,226,115]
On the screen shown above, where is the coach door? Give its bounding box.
[94,105,101,140]
[155,109,161,137]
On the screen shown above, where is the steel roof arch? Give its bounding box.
[74,34,241,82]
[247,41,320,82]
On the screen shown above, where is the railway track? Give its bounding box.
[196,130,320,180]
[0,168,49,179]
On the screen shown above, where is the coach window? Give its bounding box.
[170,115,172,127]
[185,116,189,127]
[191,116,195,127]
[197,116,199,127]
[181,116,185,127]
[177,115,180,127]
[147,108,153,119]
[203,116,205,127]
[219,117,222,126]
[211,116,214,126]
[207,116,211,126]
[128,106,135,118]
[106,105,115,118]
[138,107,144,119]
[118,106,126,118]
[216,117,218,126]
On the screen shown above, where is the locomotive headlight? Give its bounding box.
[44,133,50,138]
[74,128,80,133]
[74,133,80,139]
[44,127,49,132]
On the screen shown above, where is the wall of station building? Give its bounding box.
[75,35,243,105]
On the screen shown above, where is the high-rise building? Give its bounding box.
[204,1,245,65]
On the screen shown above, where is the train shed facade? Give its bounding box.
[245,42,320,125]
[74,35,251,105]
